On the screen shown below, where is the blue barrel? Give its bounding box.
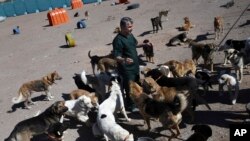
[77,20,86,29]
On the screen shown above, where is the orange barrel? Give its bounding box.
[71,0,83,9]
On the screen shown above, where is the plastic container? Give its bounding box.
[71,0,84,9]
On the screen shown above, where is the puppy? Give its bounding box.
[65,95,95,123]
[164,59,196,77]
[151,10,169,33]
[97,58,118,74]
[142,39,154,63]
[88,50,114,75]
[189,40,217,71]
[94,80,131,141]
[5,101,68,141]
[180,17,195,31]
[168,32,188,46]
[12,71,62,109]
[214,16,224,40]
[218,74,239,104]
[186,124,212,141]
[129,81,187,140]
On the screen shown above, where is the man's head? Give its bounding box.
[120,17,133,35]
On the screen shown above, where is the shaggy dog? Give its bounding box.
[186,124,212,141]
[218,74,239,104]
[12,71,62,109]
[168,32,188,46]
[65,95,95,123]
[88,50,114,75]
[142,39,154,63]
[129,81,187,140]
[151,10,169,33]
[214,16,224,40]
[93,80,131,141]
[5,101,68,141]
[189,40,217,71]
[163,59,196,77]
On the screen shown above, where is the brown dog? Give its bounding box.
[189,40,217,71]
[12,71,62,109]
[163,59,196,77]
[181,17,195,31]
[88,50,114,75]
[97,57,118,74]
[70,89,99,107]
[142,39,154,63]
[214,16,224,40]
[129,81,187,140]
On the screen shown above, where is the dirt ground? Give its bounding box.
[0,0,250,140]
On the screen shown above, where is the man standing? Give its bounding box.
[112,17,139,112]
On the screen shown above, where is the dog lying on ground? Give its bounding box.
[5,101,68,141]
[72,72,95,92]
[218,73,239,104]
[163,59,196,77]
[214,16,224,40]
[151,10,169,33]
[189,40,217,71]
[167,32,188,46]
[12,71,62,109]
[186,124,212,141]
[129,81,187,140]
[93,80,131,141]
[88,50,114,75]
[65,95,96,123]
[225,49,250,82]
[141,68,211,112]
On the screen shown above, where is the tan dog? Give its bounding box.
[97,58,117,74]
[214,16,224,40]
[129,81,187,140]
[164,59,196,77]
[70,89,99,107]
[12,71,62,109]
[189,40,217,71]
[182,17,195,31]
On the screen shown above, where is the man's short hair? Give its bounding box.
[120,17,133,28]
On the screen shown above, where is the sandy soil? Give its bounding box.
[0,0,250,140]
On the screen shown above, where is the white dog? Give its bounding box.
[93,80,132,141]
[218,74,239,105]
[65,95,94,123]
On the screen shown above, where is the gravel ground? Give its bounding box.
[0,0,250,140]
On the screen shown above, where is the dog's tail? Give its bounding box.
[80,70,88,84]
[12,92,23,104]
[88,50,92,59]
[169,94,188,115]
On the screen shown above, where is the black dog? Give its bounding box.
[186,124,212,141]
[195,70,213,95]
[72,73,95,92]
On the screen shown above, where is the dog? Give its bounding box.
[151,10,169,33]
[195,69,213,95]
[69,89,99,107]
[72,72,95,92]
[97,58,118,74]
[65,95,96,123]
[46,121,69,141]
[221,0,234,9]
[186,124,212,141]
[94,80,131,141]
[189,40,217,71]
[158,65,172,77]
[141,68,211,112]
[167,32,188,46]
[180,17,195,31]
[214,16,224,40]
[142,39,154,63]
[129,81,187,140]
[163,59,196,77]
[226,49,250,82]
[12,71,62,109]
[218,74,239,104]
[88,50,114,75]
[5,101,68,141]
